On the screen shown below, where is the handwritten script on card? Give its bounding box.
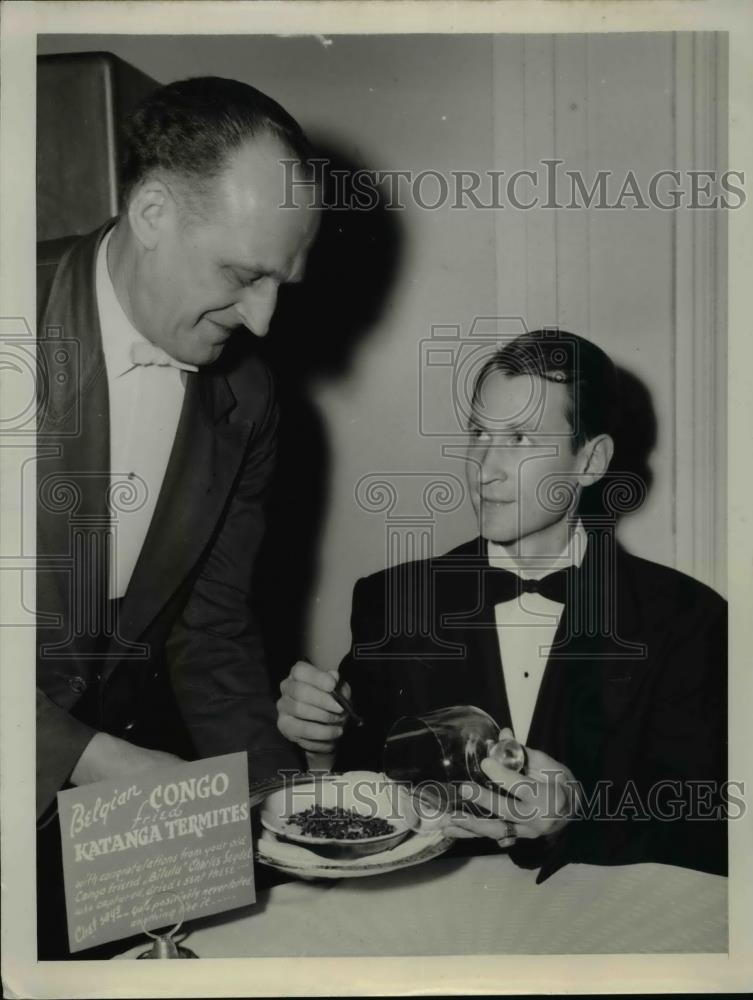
[57,752,255,952]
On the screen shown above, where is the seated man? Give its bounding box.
[277,330,727,881]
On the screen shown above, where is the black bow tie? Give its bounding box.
[483,565,576,606]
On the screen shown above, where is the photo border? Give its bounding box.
[2,1,751,996]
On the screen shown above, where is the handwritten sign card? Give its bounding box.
[57,752,255,952]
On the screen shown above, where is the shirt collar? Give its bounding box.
[95,226,198,377]
[488,518,588,579]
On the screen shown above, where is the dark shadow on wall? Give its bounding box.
[251,145,404,684]
[579,366,657,524]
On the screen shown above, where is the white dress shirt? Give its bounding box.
[96,227,198,599]
[488,520,588,744]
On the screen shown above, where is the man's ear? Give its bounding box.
[578,433,614,486]
[127,179,174,251]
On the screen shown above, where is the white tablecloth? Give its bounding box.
[117,856,727,957]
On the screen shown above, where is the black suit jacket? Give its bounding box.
[336,533,727,880]
[36,222,300,818]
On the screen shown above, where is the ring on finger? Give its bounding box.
[496,820,516,846]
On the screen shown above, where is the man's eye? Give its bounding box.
[509,432,534,446]
[224,268,259,287]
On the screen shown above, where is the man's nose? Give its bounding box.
[478,443,509,483]
[234,279,279,338]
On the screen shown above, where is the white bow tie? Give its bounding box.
[129,341,198,372]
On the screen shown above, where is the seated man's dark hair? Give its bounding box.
[119,76,313,209]
[472,328,620,451]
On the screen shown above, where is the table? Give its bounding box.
[117,855,727,957]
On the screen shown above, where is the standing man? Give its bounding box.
[277,330,727,882]
[37,77,318,954]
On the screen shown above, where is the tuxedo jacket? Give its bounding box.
[336,534,727,880]
[36,222,300,819]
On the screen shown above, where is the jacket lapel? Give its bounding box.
[37,220,257,675]
[106,366,253,668]
[37,224,112,664]
[526,533,646,770]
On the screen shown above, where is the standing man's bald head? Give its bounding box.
[108,76,320,365]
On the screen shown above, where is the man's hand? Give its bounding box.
[70,732,184,786]
[445,729,581,846]
[276,660,348,758]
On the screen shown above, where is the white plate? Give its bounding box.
[259,771,419,856]
[256,828,453,880]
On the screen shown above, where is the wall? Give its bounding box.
[37,33,726,672]
[489,33,727,597]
